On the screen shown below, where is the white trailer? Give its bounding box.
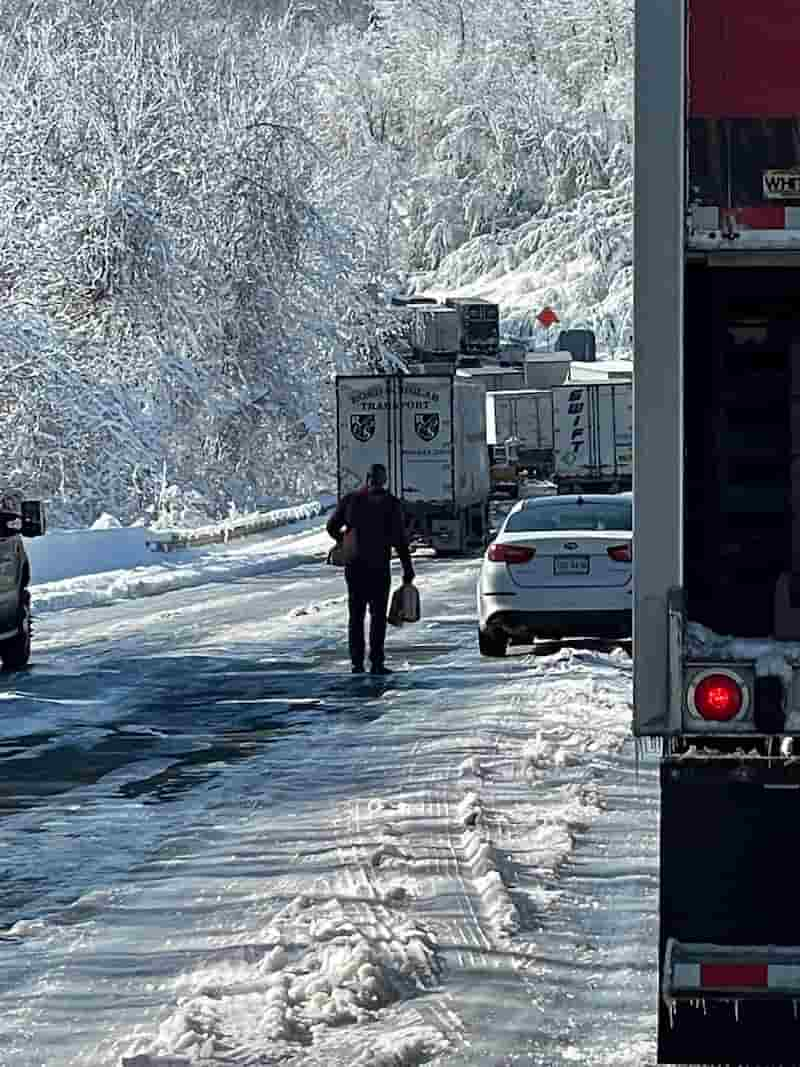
[551,381,631,493]
[336,374,490,553]
[456,365,525,393]
[524,351,572,389]
[635,3,800,1063]
[485,389,554,473]
[409,306,460,358]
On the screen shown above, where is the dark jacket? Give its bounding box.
[327,487,415,581]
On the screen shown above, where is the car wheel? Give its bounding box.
[0,588,31,671]
[478,627,507,658]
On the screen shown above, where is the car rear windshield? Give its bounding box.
[504,500,632,533]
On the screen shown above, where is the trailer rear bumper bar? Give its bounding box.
[665,938,800,1011]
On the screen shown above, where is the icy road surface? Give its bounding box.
[0,522,658,1065]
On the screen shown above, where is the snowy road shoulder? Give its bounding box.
[30,519,334,615]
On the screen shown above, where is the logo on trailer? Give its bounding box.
[764,170,800,199]
[350,414,376,442]
[415,413,440,442]
[565,389,585,455]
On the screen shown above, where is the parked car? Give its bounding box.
[477,493,632,656]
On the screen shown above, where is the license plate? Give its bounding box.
[554,555,589,575]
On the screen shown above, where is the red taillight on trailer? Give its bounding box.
[693,673,744,722]
[607,544,632,562]
[487,543,536,564]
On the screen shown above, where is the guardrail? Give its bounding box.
[145,498,335,552]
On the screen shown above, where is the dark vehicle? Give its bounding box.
[555,328,596,363]
[636,1,800,1063]
[444,297,500,357]
[0,496,46,670]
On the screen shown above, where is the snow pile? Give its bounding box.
[27,504,333,613]
[521,730,581,773]
[688,620,800,672]
[458,791,519,937]
[121,894,446,1066]
[688,620,800,692]
[91,512,124,530]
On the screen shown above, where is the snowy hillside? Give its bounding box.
[0,0,632,526]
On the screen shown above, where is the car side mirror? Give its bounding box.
[0,512,22,538]
[21,500,46,538]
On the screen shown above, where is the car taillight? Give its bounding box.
[487,543,536,564]
[607,544,632,562]
[693,673,744,722]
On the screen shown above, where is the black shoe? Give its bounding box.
[370,664,392,675]
[351,664,365,674]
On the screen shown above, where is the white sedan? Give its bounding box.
[477,493,632,657]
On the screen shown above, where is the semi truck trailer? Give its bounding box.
[552,380,632,494]
[336,374,490,555]
[636,2,800,1062]
[485,389,554,474]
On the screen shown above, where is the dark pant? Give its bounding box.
[345,563,391,668]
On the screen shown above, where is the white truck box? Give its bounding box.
[524,351,572,389]
[410,306,460,356]
[485,390,554,451]
[456,365,525,393]
[336,374,490,553]
[551,381,632,491]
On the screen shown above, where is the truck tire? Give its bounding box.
[0,588,31,671]
[478,627,507,658]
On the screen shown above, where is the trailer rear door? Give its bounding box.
[398,376,454,505]
[336,377,393,496]
[515,392,554,450]
[553,383,631,481]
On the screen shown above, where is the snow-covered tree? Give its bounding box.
[0,0,634,524]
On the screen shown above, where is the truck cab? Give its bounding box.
[489,441,520,499]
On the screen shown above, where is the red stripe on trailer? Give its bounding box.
[700,963,768,989]
[689,0,800,118]
[720,207,788,231]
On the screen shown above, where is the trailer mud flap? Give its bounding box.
[659,760,800,1065]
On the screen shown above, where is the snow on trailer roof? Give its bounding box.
[568,359,633,382]
[486,388,552,397]
[457,365,524,377]
[524,351,573,365]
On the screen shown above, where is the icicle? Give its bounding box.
[794,998,799,1022]
[634,737,643,782]
[734,998,740,1023]
[702,996,707,1016]
[668,1000,676,1029]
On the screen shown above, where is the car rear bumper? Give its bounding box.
[483,608,632,640]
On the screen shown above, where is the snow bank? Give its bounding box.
[121,894,447,1066]
[26,526,156,584]
[26,497,334,614]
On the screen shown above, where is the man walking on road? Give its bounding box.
[327,463,415,675]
